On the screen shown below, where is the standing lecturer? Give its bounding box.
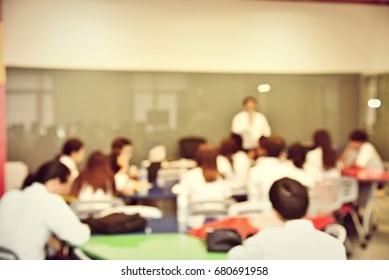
[231,96,271,151]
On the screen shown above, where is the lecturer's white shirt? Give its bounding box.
[231,111,271,150]
[228,219,346,260]
[0,183,90,259]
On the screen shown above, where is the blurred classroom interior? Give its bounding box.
[1,0,389,260]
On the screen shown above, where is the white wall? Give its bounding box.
[4,0,389,73]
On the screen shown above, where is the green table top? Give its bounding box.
[80,233,227,260]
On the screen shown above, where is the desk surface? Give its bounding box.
[342,168,389,183]
[80,233,226,260]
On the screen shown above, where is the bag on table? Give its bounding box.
[86,212,147,234]
[206,228,242,252]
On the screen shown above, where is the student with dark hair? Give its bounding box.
[341,129,383,171]
[179,144,231,203]
[248,135,314,202]
[304,129,341,183]
[217,136,251,194]
[0,160,90,259]
[228,177,346,260]
[231,96,271,151]
[71,151,117,200]
[109,137,136,196]
[58,137,85,183]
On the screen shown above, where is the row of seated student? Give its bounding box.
[53,126,384,205]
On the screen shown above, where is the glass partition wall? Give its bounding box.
[6,67,368,171]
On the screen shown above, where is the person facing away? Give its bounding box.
[228,177,346,260]
[58,137,85,184]
[248,135,314,202]
[0,160,90,260]
[217,135,251,193]
[179,143,232,203]
[70,151,117,201]
[109,137,136,196]
[231,96,271,151]
[304,129,341,183]
[341,129,383,171]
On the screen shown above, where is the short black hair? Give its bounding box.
[263,135,285,158]
[62,138,84,156]
[349,129,368,142]
[269,177,309,220]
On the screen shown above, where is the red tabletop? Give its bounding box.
[341,168,389,183]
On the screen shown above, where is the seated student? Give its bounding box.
[228,177,346,260]
[286,142,316,182]
[304,129,341,183]
[109,137,136,196]
[217,136,251,194]
[70,151,117,201]
[0,160,90,260]
[248,135,314,202]
[179,143,232,203]
[58,137,85,183]
[341,129,383,171]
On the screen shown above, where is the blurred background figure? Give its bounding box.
[231,96,271,152]
[304,129,341,183]
[58,137,85,184]
[70,151,117,201]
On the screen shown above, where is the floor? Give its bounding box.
[347,193,389,260]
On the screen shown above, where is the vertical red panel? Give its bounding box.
[0,0,6,197]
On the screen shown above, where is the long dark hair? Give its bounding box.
[288,143,306,169]
[313,129,338,170]
[71,151,116,196]
[195,144,220,183]
[22,160,70,189]
[109,137,132,173]
[219,136,240,171]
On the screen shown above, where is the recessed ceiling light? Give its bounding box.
[368,98,382,109]
[257,84,271,93]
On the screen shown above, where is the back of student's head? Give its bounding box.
[220,136,240,157]
[263,135,286,158]
[349,129,368,142]
[195,143,219,182]
[230,133,243,151]
[287,142,306,169]
[22,160,70,189]
[61,138,84,156]
[269,177,309,220]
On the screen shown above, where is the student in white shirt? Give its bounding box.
[248,135,314,202]
[58,137,85,184]
[109,137,136,196]
[231,96,271,151]
[70,151,116,201]
[228,177,346,260]
[0,160,90,260]
[217,136,251,195]
[341,129,383,171]
[180,144,231,203]
[304,130,341,183]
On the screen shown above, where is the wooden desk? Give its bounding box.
[80,233,226,260]
[341,168,389,239]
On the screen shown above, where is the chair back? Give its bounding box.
[308,179,343,217]
[70,198,125,220]
[0,246,19,260]
[228,200,272,216]
[323,224,347,243]
[339,176,359,205]
[5,161,29,191]
[179,136,206,159]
